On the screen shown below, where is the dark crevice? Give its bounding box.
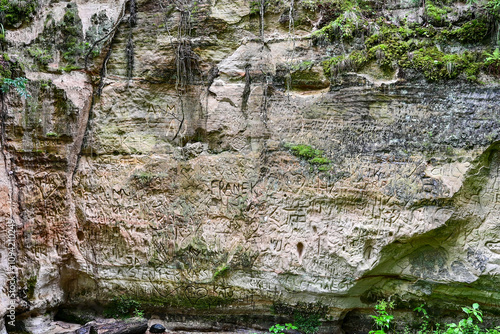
[171,98,185,142]
[170,3,200,144]
[260,72,269,126]
[126,0,137,82]
[126,34,134,81]
[206,64,219,92]
[96,46,112,97]
[128,0,137,27]
[241,64,251,119]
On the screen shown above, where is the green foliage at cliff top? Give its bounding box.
[308,0,498,82]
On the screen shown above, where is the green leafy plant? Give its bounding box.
[414,304,431,334]
[366,302,500,334]
[27,47,53,65]
[285,143,331,171]
[485,48,500,76]
[272,301,328,334]
[104,295,143,318]
[445,303,483,334]
[269,323,298,334]
[213,265,229,280]
[133,308,144,318]
[1,77,30,98]
[369,300,395,334]
[485,326,500,334]
[294,313,322,334]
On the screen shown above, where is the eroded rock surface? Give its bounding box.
[0,0,500,332]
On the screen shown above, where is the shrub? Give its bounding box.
[444,303,483,334]
[402,47,481,81]
[371,301,500,334]
[425,1,450,26]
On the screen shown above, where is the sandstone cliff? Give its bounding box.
[0,0,500,332]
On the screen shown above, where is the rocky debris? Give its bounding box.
[75,318,148,334]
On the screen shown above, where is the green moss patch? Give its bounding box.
[314,8,364,42]
[484,48,500,76]
[446,18,490,43]
[313,0,495,82]
[26,275,37,300]
[402,47,482,81]
[0,0,39,28]
[25,4,92,71]
[425,1,451,26]
[59,4,86,65]
[273,301,328,334]
[104,295,143,318]
[285,143,332,171]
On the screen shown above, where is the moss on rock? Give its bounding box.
[0,0,39,28]
[447,18,490,43]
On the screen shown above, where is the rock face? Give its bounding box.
[0,0,500,331]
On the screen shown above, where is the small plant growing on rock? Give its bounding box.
[285,143,331,171]
[445,303,483,334]
[1,77,30,98]
[484,48,500,76]
[46,131,59,138]
[133,308,144,318]
[213,264,229,280]
[370,300,394,334]
[269,323,298,334]
[414,304,431,334]
[104,295,143,319]
[272,301,327,334]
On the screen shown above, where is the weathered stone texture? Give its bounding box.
[0,0,500,331]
